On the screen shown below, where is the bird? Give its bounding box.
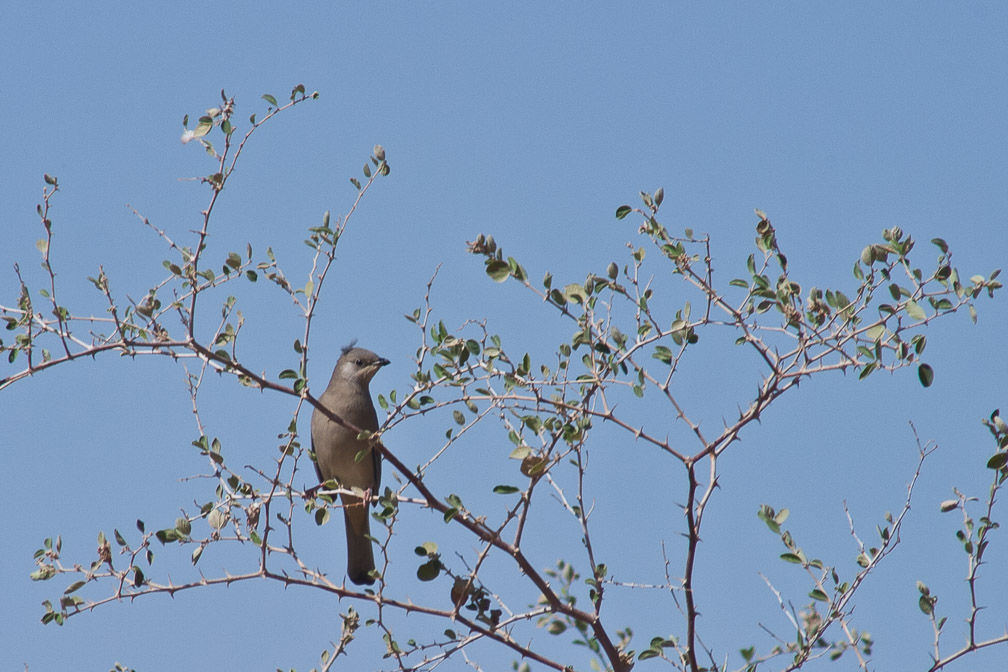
[310,345,389,585]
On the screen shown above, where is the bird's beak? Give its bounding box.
[376,357,390,368]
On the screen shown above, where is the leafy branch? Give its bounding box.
[7,92,1005,672]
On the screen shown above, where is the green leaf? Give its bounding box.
[493,485,520,495]
[758,505,781,533]
[417,558,441,581]
[262,93,278,107]
[865,324,885,342]
[653,346,673,365]
[932,298,953,310]
[521,415,542,433]
[780,553,803,564]
[155,529,181,544]
[414,541,438,556]
[509,445,531,459]
[193,116,213,139]
[905,300,926,320]
[986,452,1008,470]
[918,363,934,388]
[563,283,587,304]
[809,589,829,603]
[485,260,510,282]
[63,580,86,595]
[207,509,227,530]
[615,205,632,219]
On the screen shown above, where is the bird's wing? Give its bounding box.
[310,434,325,485]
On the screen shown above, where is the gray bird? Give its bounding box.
[310,345,389,585]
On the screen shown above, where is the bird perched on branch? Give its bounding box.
[310,345,389,585]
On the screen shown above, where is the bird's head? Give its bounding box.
[335,346,390,386]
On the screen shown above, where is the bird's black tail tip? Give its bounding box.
[349,571,377,586]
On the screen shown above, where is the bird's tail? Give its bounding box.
[342,497,376,585]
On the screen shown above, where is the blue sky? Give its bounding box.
[3,4,1007,671]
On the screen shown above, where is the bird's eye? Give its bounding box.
[355,358,363,366]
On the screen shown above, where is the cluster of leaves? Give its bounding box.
[460,188,1001,669]
[754,502,880,667]
[916,409,1008,669]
